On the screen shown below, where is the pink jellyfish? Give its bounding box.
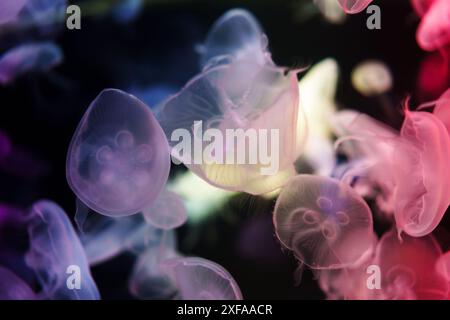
[66,89,170,217]
[375,229,448,299]
[337,0,374,14]
[416,48,450,102]
[162,257,243,300]
[393,109,450,237]
[273,174,374,271]
[416,0,450,51]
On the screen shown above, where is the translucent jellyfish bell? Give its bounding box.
[159,58,301,195]
[351,60,393,97]
[375,229,448,299]
[273,174,374,269]
[142,190,187,230]
[337,0,374,14]
[393,110,450,237]
[24,200,100,300]
[199,9,266,68]
[67,89,170,217]
[0,42,63,85]
[162,257,243,300]
[417,0,450,51]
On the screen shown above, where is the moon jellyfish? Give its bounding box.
[416,0,450,51]
[129,232,178,299]
[0,265,36,300]
[273,174,374,270]
[393,109,450,237]
[0,42,62,85]
[351,60,393,97]
[162,257,243,300]
[337,0,374,14]
[198,9,266,68]
[142,190,187,230]
[24,200,100,300]
[159,60,301,195]
[66,89,170,217]
[0,0,27,25]
[375,229,448,299]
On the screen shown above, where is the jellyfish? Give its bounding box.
[416,48,450,102]
[351,60,393,97]
[0,265,36,300]
[142,190,187,230]
[416,0,450,51]
[393,109,450,237]
[66,88,171,217]
[0,0,27,25]
[273,174,374,271]
[337,0,374,14]
[24,200,100,300]
[129,232,179,299]
[161,257,243,300]
[198,9,266,68]
[375,229,448,299]
[0,42,63,85]
[298,58,339,176]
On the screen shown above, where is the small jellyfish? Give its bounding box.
[273,174,374,270]
[416,0,450,51]
[142,190,188,230]
[0,42,63,85]
[393,109,450,237]
[24,200,100,300]
[351,60,393,97]
[162,257,243,300]
[66,89,171,217]
[0,0,27,25]
[337,0,374,14]
[375,229,448,299]
[0,265,36,300]
[199,9,266,68]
